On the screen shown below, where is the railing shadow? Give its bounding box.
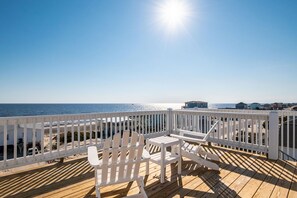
[0,145,295,198]
[0,157,93,198]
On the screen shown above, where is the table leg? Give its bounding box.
[161,143,165,183]
[178,140,182,174]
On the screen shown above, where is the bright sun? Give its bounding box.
[155,0,192,35]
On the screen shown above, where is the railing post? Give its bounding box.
[167,108,173,135]
[268,111,279,160]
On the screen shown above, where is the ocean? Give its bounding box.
[0,103,236,117]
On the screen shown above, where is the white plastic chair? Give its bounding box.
[170,121,220,170]
[88,131,148,198]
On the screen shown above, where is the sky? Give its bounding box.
[0,0,296,104]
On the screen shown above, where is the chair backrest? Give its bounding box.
[172,121,219,144]
[100,131,144,184]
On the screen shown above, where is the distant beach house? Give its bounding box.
[183,101,208,109]
[235,102,247,109]
[249,103,262,110]
[263,103,272,110]
[272,103,283,110]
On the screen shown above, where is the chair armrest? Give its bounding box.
[142,149,151,160]
[170,134,207,144]
[89,159,101,167]
[88,146,101,167]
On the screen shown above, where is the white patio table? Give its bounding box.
[146,136,182,183]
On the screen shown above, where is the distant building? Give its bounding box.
[272,103,283,110]
[263,104,272,110]
[249,103,262,110]
[235,102,247,109]
[183,101,208,109]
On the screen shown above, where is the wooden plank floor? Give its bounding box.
[0,145,296,198]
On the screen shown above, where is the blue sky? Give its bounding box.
[0,0,296,103]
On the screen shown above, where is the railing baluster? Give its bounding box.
[251,119,254,151]
[281,111,284,158]
[287,113,290,156]
[237,118,242,143]
[84,115,87,147]
[164,113,166,132]
[245,117,248,147]
[57,117,60,153]
[233,116,236,145]
[154,114,156,133]
[100,116,103,142]
[115,116,118,134]
[4,120,7,164]
[32,121,36,158]
[64,116,67,152]
[95,116,98,146]
[293,114,297,159]
[71,118,74,150]
[78,117,80,149]
[138,115,140,134]
[24,121,27,158]
[105,116,108,138]
[141,115,144,134]
[49,117,52,154]
[41,117,44,155]
[217,117,221,140]
[13,120,17,161]
[89,117,93,145]
[227,117,230,142]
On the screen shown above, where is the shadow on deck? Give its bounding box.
[0,145,296,198]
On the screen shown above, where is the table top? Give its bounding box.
[147,136,180,147]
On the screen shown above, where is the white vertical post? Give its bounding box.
[95,116,98,145]
[41,118,44,155]
[4,120,7,164]
[268,111,279,160]
[78,118,81,149]
[167,108,173,134]
[14,121,17,160]
[49,117,52,153]
[71,119,75,149]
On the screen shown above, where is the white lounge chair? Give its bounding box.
[88,131,148,198]
[170,121,220,171]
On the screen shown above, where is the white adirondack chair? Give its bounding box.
[170,121,220,171]
[88,132,148,198]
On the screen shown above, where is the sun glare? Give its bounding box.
[155,0,192,35]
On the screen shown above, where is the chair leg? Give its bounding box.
[178,157,182,174]
[94,169,100,198]
[136,177,147,198]
[145,160,149,175]
[95,186,100,198]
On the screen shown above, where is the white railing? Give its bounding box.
[1,108,296,170]
[172,110,270,154]
[193,108,271,115]
[279,110,297,160]
[0,111,168,169]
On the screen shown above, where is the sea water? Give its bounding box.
[0,103,236,117]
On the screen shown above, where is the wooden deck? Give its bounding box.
[0,145,296,198]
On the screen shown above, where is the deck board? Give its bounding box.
[0,145,296,198]
[253,160,287,198]
[236,158,276,197]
